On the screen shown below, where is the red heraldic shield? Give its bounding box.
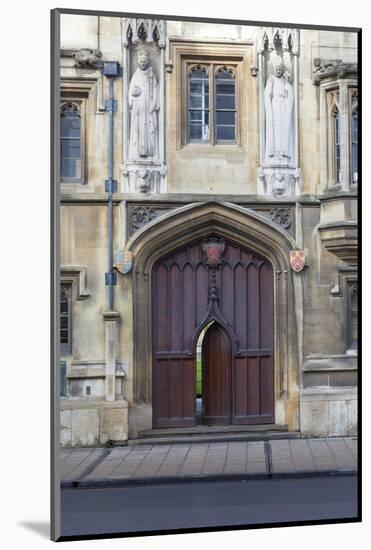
[290,250,305,272]
[202,239,226,267]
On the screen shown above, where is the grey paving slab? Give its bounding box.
[326,438,357,470]
[85,448,131,479]
[201,443,228,475]
[60,449,74,460]
[289,439,317,473]
[102,448,152,479]
[155,445,191,476]
[245,460,267,474]
[344,437,357,460]
[270,440,295,474]
[179,444,208,475]
[133,450,170,477]
[307,439,338,473]
[107,448,132,458]
[62,437,358,485]
[60,449,89,467]
[86,463,120,479]
[224,443,251,475]
[110,466,141,479]
[247,441,266,462]
[225,442,247,461]
[61,448,104,481]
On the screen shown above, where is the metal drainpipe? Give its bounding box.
[106,76,115,311]
[101,62,121,310]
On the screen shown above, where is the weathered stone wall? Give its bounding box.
[60,15,123,194]
[165,22,257,194]
[59,15,358,445]
[60,399,128,447]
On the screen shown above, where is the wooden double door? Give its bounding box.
[152,236,274,428]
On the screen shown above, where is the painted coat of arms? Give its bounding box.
[115,250,133,274]
[202,238,226,267]
[290,250,305,272]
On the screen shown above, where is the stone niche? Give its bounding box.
[256,27,301,196]
[122,18,167,193]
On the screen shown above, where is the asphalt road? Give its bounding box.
[60,475,358,538]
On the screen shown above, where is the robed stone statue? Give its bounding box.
[264,56,294,164]
[128,48,159,159]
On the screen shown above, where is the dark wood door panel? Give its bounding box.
[202,324,231,424]
[152,237,275,428]
[152,358,196,428]
[233,357,274,424]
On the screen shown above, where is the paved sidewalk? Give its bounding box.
[60,437,357,487]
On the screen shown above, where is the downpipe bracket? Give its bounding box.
[105,271,117,286]
[105,179,118,193]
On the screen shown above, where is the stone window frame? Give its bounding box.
[60,79,96,189]
[326,89,340,185]
[60,266,91,358]
[347,280,358,352]
[60,99,84,184]
[349,88,358,184]
[169,40,251,152]
[319,77,358,192]
[60,283,72,356]
[330,266,358,355]
[186,62,238,146]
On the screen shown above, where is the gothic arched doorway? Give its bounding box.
[151,235,274,429]
[202,322,232,425]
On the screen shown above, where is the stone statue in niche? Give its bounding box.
[264,55,294,164]
[128,48,159,159]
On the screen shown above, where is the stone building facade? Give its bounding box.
[58,14,358,447]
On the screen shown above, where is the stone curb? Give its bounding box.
[61,469,357,489]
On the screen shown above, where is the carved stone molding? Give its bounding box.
[318,221,358,264]
[303,354,357,372]
[330,265,357,297]
[127,203,175,236]
[127,202,296,237]
[61,266,91,299]
[269,208,292,229]
[313,58,358,85]
[131,206,158,229]
[256,27,301,196]
[122,162,167,194]
[122,18,167,193]
[123,18,166,48]
[259,169,301,197]
[74,49,103,69]
[257,27,299,55]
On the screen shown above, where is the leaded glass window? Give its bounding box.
[333,106,341,183]
[348,284,358,351]
[188,67,210,142]
[215,68,236,142]
[187,63,237,145]
[60,284,72,355]
[61,102,82,181]
[351,92,358,184]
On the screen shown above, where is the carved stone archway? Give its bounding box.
[125,201,302,435]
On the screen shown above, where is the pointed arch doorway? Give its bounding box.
[151,235,274,429]
[201,322,232,425]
